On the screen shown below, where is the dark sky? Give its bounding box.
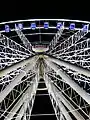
[0,1,89,22]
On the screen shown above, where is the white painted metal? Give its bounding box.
[45,56,90,78]
[45,74,73,120]
[0,56,38,103]
[0,56,38,78]
[1,19,90,120]
[44,58,90,104]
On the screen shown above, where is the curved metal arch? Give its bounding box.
[0,19,90,25]
[0,19,90,33]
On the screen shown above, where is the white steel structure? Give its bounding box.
[0,19,90,120]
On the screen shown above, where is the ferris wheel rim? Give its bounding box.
[0,18,90,25]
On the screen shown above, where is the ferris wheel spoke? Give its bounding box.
[15,27,35,55]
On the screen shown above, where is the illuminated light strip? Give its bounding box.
[0,19,90,25]
[24,33,56,35]
[0,26,90,33]
[9,33,56,38]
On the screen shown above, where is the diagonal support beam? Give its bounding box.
[15,25,34,54]
[44,58,90,104]
[4,76,38,120]
[22,115,26,120]
[0,56,38,78]
[50,79,85,120]
[51,24,89,55]
[4,87,30,120]
[0,56,38,103]
[45,75,72,120]
[45,56,90,78]
[0,33,32,55]
[15,99,28,120]
[15,75,38,120]
[48,24,64,53]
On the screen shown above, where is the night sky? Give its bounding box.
[0,1,90,22]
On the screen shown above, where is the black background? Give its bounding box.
[0,1,90,22]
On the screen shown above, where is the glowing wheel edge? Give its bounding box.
[0,19,90,33]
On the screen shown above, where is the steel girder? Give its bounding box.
[4,87,31,120]
[15,27,34,54]
[15,75,38,120]
[0,33,31,55]
[44,58,90,105]
[45,56,90,78]
[0,56,38,103]
[48,26,89,55]
[45,74,73,120]
[0,33,34,71]
[0,56,38,78]
[48,25,64,53]
[51,80,85,120]
[4,75,38,120]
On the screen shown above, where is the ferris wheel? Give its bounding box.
[0,19,90,120]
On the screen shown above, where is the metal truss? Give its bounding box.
[48,24,64,53]
[45,74,72,120]
[1,19,90,120]
[0,33,35,71]
[15,25,34,53]
[44,60,90,120]
[0,56,38,119]
[54,38,90,70]
[48,27,89,54]
[47,24,90,70]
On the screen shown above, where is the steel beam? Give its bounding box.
[45,74,85,120]
[4,75,38,120]
[15,90,34,120]
[45,75,72,120]
[44,59,90,104]
[0,56,38,78]
[4,86,31,120]
[0,57,38,103]
[15,26,33,53]
[51,82,85,120]
[45,55,90,78]
[22,114,26,120]
[0,33,31,55]
[15,65,39,120]
[14,97,29,120]
[48,24,64,53]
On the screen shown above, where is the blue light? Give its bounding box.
[18,23,23,30]
[5,25,10,32]
[82,25,88,32]
[44,22,49,29]
[69,23,75,30]
[31,23,36,30]
[56,22,63,29]
[15,23,23,30]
